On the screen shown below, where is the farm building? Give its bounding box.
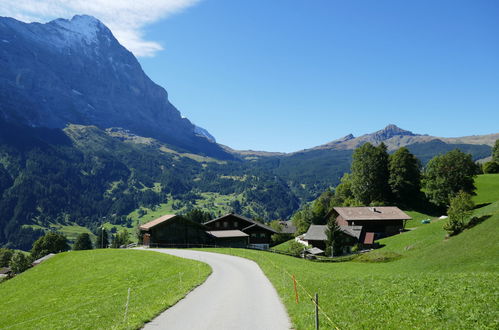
[204,213,277,249]
[302,225,363,253]
[139,213,277,249]
[139,215,214,247]
[303,206,411,254]
[330,206,411,237]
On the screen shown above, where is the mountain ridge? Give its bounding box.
[0,15,230,159]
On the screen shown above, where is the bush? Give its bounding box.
[9,252,30,274]
[0,248,14,267]
[31,232,70,260]
[444,191,474,236]
[73,233,93,250]
[483,161,499,174]
[286,241,307,256]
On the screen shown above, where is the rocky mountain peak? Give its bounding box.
[372,124,417,141]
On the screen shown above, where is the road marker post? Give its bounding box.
[314,293,319,330]
[123,287,131,323]
[293,274,299,303]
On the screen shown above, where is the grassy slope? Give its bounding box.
[204,202,499,329]
[473,173,499,205]
[0,249,210,330]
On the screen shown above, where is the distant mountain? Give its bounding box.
[0,15,229,159]
[308,124,498,153]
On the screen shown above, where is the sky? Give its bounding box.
[2,0,499,152]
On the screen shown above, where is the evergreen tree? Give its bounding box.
[31,232,70,260]
[422,149,478,208]
[388,147,421,207]
[350,143,391,205]
[73,233,93,250]
[95,229,109,248]
[325,216,342,256]
[9,252,30,274]
[443,191,474,236]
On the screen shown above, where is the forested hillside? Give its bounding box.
[0,118,496,249]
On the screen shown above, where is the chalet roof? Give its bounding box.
[340,225,363,239]
[204,213,277,234]
[206,230,249,238]
[278,220,297,234]
[304,225,363,241]
[333,207,411,221]
[139,214,177,231]
[303,225,327,241]
[305,247,324,255]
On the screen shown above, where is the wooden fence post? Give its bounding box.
[315,293,319,330]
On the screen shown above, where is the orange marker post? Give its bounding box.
[293,274,299,304]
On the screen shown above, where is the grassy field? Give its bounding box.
[204,202,499,329]
[0,249,210,330]
[474,173,499,205]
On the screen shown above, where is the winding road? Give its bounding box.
[141,249,291,330]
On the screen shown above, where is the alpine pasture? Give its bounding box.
[0,249,210,330]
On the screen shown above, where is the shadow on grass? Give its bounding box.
[466,215,491,230]
[474,203,492,210]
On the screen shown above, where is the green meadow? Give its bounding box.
[0,249,210,330]
[206,201,499,329]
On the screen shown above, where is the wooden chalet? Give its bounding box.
[303,206,411,255]
[203,213,277,249]
[331,206,411,237]
[139,215,213,247]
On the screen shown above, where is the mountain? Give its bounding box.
[0,15,230,159]
[308,124,498,153]
[0,15,497,250]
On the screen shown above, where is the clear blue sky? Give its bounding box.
[137,0,499,152]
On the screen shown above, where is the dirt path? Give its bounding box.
[141,248,291,330]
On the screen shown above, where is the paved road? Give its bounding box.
[142,249,291,330]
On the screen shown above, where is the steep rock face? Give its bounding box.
[0,15,230,159]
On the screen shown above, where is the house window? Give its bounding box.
[223,222,228,228]
[234,221,238,227]
[251,233,257,238]
[259,233,266,238]
[215,222,220,228]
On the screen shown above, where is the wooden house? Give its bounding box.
[203,213,277,249]
[139,215,213,247]
[331,206,411,237]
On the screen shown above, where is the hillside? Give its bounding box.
[0,14,497,250]
[0,249,210,329]
[207,201,499,329]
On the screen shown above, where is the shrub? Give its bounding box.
[444,191,474,236]
[31,232,70,260]
[73,233,93,250]
[0,248,14,267]
[483,161,499,174]
[9,252,30,274]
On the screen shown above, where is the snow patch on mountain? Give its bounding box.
[194,125,216,143]
[51,15,102,46]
